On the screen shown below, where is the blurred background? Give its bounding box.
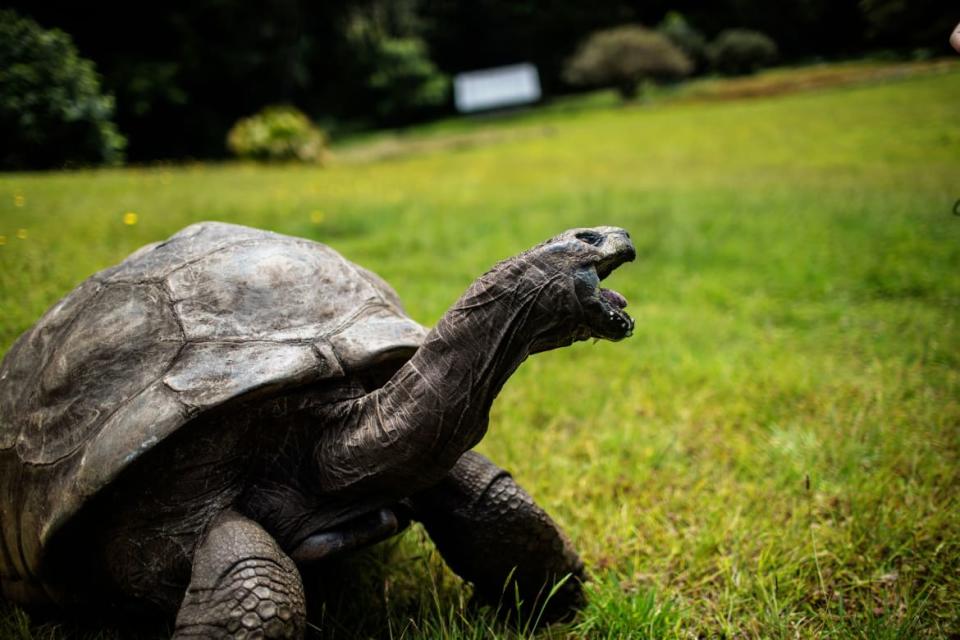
[0,0,956,166]
[1,2,959,639]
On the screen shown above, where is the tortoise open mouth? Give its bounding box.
[591,271,634,341]
[580,243,635,341]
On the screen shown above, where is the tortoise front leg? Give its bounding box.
[409,451,586,625]
[173,510,306,639]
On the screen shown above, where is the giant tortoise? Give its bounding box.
[0,222,635,637]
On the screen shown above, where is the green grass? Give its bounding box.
[1,62,959,638]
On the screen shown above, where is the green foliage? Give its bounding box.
[564,25,693,100]
[0,9,125,170]
[1,63,958,638]
[6,1,954,161]
[344,6,449,123]
[226,106,327,163]
[708,29,779,76]
[365,38,450,121]
[656,12,708,75]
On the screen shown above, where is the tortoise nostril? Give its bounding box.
[575,231,604,247]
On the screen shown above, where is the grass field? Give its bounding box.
[1,62,959,638]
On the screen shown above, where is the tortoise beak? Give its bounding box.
[592,228,635,279]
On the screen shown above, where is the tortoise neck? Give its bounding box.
[312,258,551,497]
[400,258,543,447]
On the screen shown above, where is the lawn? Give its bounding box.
[1,62,959,638]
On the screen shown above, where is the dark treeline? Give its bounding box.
[6,0,954,161]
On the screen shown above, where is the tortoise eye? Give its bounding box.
[575,231,603,247]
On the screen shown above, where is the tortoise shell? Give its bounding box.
[0,222,426,601]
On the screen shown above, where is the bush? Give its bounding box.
[366,38,449,122]
[707,29,779,76]
[0,10,125,170]
[226,106,327,163]
[342,5,449,124]
[564,25,693,100]
[657,12,708,74]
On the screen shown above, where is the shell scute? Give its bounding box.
[166,237,370,342]
[162,342,321,408]
[17,282,182,464]
[0,222,427,601]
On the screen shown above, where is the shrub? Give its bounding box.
[365,37,449,122]
[707,29,779,76]
[657,12,708,74]
[564,25,693,100]
[342,5,449,124]
[226,106,327,163]
[0,10,125,170]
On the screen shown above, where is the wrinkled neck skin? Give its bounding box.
[313,254,582,501]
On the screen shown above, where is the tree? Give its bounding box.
[657,12,708,74]
[364,39,449,121]
[707,29,779,76]
[0,9,125,169]
[344,2,449,124]
[564,25,693,100]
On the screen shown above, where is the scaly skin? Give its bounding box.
[173,511,305,639]
[411,451,586,623]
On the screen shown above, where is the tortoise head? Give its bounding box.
[506,226,636,352]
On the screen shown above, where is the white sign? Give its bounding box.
[454,63,541,113]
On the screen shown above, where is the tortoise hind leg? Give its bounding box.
[408,451,586,625]
[173,510,305,639]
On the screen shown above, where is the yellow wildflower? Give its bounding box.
[14,194,25,207]
[0,235,6,246]
[123,212,139,225]
[16,229,28,240]
[310,210,325,224]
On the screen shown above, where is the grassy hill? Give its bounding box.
[1,61,959,638]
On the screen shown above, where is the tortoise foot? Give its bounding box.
[410,451,586,626]
[173,511,306,639]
